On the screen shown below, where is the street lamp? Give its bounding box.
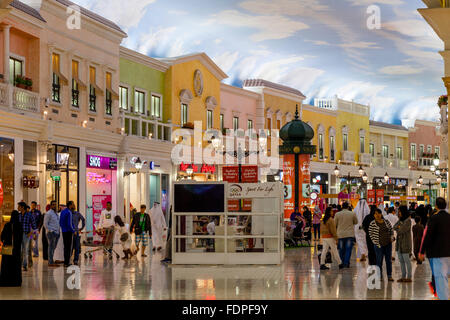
[362,172,368,183]
[334,166,340,176]
[211,136,220,150]
[384,172,390,183]
[134,157,143,170]
[358,166,364,176]
[418,175,424,184]
[430,165,436,172]
[57,146,70,165]
[433,153,440,167]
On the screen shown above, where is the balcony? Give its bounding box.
[123,114,172,142]
[341,150,355,163]
[0,82,40,113]
[371,156,409,169]
[359,153,371,165]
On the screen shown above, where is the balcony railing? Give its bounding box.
[0,82,9,106]
[341,150,355,163]
[12,85,39,113]
[359,153,371,165]
[371,156,408,169]
[124,114,172,142]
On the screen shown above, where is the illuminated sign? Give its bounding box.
[86,155,117,170]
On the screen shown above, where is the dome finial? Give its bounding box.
[295,104,299,120]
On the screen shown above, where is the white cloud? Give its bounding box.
[345,0,404,5]
[305,40,330,46]
[135,26,187,57]
[400,96,440,124]
[339,42,382,49]
[208,10,309,42]
[214,39,223,44]
[239,0,329,16]
[383,19,443,50]
[380,65,424,75]
[74,0,156,30]
[168,10,188,15]
[213,51,239,74]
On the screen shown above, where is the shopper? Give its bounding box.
[150,202,167,252]
[319,207,342,270]
[0,210,23,287]
[30,201,42,258]
[59,201,75,267]
[393,206,412,282]
[312,205,322,241]
[99,201,117,256]
[354,199,370,262]
[412,216,424,264]
[385,207,399,261]
[369,208,395,281]
[71,208,85,265]
[44,201,60,267]
[41,204,49,261]
[419,197,450,300]
[114,215,132,260]
[18,201,36,271]
[161,206,173,264]
[130,204,151,257]
[334,202,358,268]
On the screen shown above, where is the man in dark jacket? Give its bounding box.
[419,197,450,300]
[60,201,75,267]
[363,205,377,266]
[130,204,151,257]
[71,208,85,265]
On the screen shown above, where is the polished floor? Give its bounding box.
[0,242,444,300]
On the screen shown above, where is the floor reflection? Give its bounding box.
[0,243,442,300]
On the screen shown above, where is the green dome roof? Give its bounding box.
[280,106,314,143]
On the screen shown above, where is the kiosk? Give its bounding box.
[172,181,284,265]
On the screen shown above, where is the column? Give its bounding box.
[38,142,48,209]
[79,146,86,218]
[14,137,23,203]
[117,155,125,219]
[3,24,10,84]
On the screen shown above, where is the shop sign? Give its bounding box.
[367,189,375,205]
[179,163,216,174]
[390,196,401,200]
[376,190,384,205]
[228,182,280,199]
[22,176,40,189]
[86,155,117,170]
[149,161,155,170]
[227,199,252,212]
[374,177,408,186]
[50,170,61,182]
[222,166,258,183]
[406,196,417,201]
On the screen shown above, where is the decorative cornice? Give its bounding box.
[220,83,260,99]
[205,96,218,110]
[179,89,193,104]
[120,46,169,72]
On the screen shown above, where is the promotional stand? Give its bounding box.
[172,181,284,265]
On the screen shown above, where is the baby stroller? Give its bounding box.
[83,227,120,260]
[284,224,297,247]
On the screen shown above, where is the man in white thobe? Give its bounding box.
[354,199,370,262]
[150,202,167,251]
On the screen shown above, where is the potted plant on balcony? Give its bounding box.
[438,95,448,107]
[15,75,26,89]
[24,77,32,90]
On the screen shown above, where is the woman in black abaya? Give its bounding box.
[0,210,23,287]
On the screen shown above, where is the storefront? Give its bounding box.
[177,162,217,181]
[45,144,79,210]
[85,154,118,238]
[373,177,408,197]
[0,137,15,223]
[310,172,329,195]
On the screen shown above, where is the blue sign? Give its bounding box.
[149,161,155,170]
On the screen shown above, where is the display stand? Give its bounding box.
[172,181,284,265]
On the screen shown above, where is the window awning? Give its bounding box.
[90,83,104,96]
[54,70,68,85]
[73,76,87,90]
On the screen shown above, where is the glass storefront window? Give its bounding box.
[0,138,15,224]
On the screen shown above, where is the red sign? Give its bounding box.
[283,155,295,220]
[367,189,375,205]
[179,163,216,174]
[223,167,239,183]
[92,195,112,234]
[227,199,252,212]
[376,189,384,205]
[241,166,258,183]
[223,166,258,183]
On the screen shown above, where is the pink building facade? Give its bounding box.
[408,120,443,170]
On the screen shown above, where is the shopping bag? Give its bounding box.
[130,233,137,253]
[0,244,13,255]
[161,228,168,249]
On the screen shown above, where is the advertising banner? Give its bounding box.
[222,166,239,183]
[299,154,311,207]
[282,154,295,219]
[0,179,3,207]
[367,189,375,205]
[86,155,117,170]
[376,189,384,205]
[241,166,258,183]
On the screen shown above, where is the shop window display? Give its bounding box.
[0,138,15,226]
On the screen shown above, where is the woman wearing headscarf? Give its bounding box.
[354,199,370,262]
[312,205,322,241]
[0,210,23,287]
[149,202,167,251]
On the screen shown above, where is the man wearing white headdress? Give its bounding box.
[354,199,370,262]
[150,202,167,251]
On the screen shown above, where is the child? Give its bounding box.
[412,216,424,264]
[114,216,132,260]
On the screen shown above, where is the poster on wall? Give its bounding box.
[223,166,239,183]
[0,179,3,207]
[92,195,112,241]
[376,190,384,205]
